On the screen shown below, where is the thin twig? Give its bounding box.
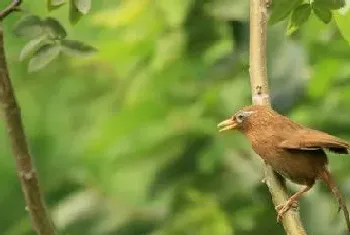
[249,0,307,234]
[0,0,22,20]
[0,1,57,235]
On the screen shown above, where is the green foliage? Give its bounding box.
[13,15,43,38]
[47,0,66,11]
[19,35,48,61]
[313,0,345,9]
[269,0,303,25]
[312,4,332,24]
[45,17,67,39]
[334,8,350,44]
[287,3,312,35]
[14,15,96,72]
[69,0,83,24]
[2,1,350,235]
[28,43,61,72]
[269,0,346,35]
[74,0,91,15]
[47,0,91,23]
[61,40,97,56]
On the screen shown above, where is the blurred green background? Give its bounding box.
[1,0,350,234]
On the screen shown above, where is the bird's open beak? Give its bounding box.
[217,118,238,132]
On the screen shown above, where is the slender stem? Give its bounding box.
[0,1,57,235]
[0,0,22,20]
[249,0,307,234]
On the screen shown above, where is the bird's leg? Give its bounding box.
[276,184,312,222]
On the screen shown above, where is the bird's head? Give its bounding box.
[217,105,271,133]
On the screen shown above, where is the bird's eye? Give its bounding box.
[236,113,245,123]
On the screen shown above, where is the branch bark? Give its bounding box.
[0,1,57,235]
[249,0,307,234]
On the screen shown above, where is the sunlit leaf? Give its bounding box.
[69,0,83,24]
[91,0,148,28]
[334,7,350,44]
[312,4,332,23]
[19,35,48,61]
[313,0,345,9]
[207,0,249,21]
[269,0,303,24]
[74,0,91,14]
[287,4,311,35]
[50,0,66,6]
[44,17,67,39]
[61,40,97,56]
[156,0,193,27]
[13,15,44,38]
[28,43,61,72]
[47,0,66,11]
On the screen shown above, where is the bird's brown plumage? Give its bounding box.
[218,104,350,231]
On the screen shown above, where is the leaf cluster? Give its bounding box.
[270,0,345,35]
[13,0,95,72]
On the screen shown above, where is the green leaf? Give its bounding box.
[44,17,67,39]
[69,0,83,24]
[269,0,303,24]
[287,4,311,35]
[312,4,332,23]
[13,15,44,38]
[47,0,66,11]
[74,0,91,14]
[334,8,350,44]
[313,0,345,10]
[28,43,61,72]
[19,35,48,61]
[61,40,97,56]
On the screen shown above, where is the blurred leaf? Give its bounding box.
[269,0,303,24]
[13,15,44,38]
[313,0,345,9]
[19,35,48,61]
[148,136,211,198]
[28,43,61,72]
[61,40,97,56]
[74,0,91,14]
[151,30,185,71]
[287,4,311,35]
[69,0,83,24]
[308,59,340,99]
[44,17,67,39]
[47,0,66,11]
[50,0,66,5]
[156,0,193,27]
[312,4,332,23]
[334,8,350,44]
[207,0,249,21]
[91,0,148,28]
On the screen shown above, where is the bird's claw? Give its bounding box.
[275,201,300,223]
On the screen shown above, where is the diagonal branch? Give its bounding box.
[0,0,22,20]
[249,0,307,234]
[0,1,57,235]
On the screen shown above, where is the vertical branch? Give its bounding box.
[0,1,56,235]
[249,0,307,234]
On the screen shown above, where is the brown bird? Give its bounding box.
[218,104,350,231]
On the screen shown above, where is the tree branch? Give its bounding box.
[0,0,22,20]
[0,2,57,235]
[249,0,307,234]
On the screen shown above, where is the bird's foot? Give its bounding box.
[275,201,299,222]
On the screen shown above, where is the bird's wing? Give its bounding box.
[278,129,350,154]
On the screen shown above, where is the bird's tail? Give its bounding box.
[320,168,350,232]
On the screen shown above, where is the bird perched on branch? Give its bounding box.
[217,104,350,231]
